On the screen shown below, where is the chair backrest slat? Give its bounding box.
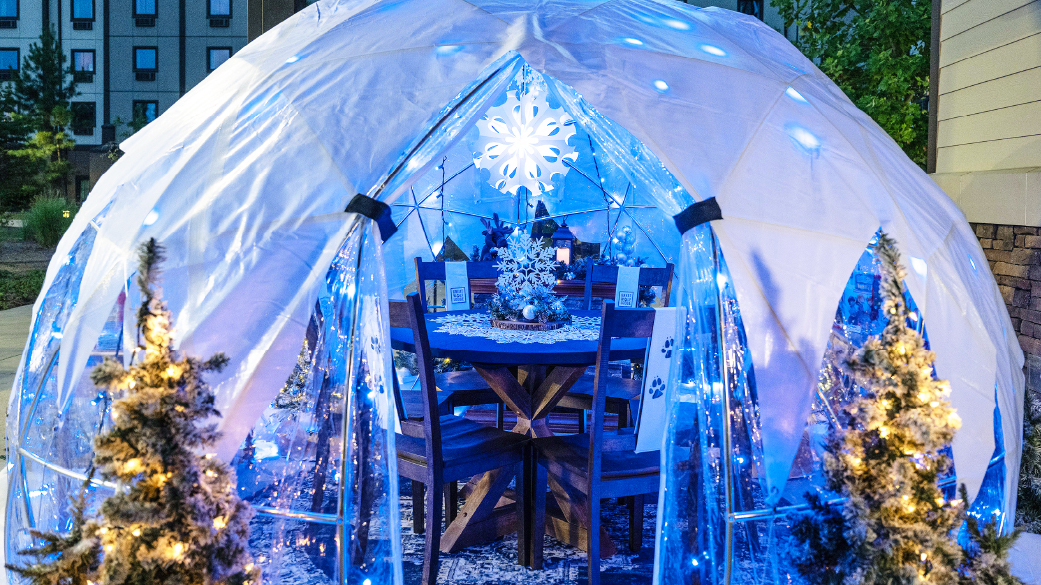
[388,300,409,423]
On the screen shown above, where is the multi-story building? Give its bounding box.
[0,0,247,198]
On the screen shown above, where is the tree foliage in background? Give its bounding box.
[0,25,78,209]
[0,90,35,211]
[9,25,77,131]
[771,0,931,167]
[10,106,77,201]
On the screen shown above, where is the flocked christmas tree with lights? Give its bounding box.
[790,232,966,585]
[9,238,260,585]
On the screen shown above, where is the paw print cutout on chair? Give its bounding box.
[648,376,665,399]
[661,337,674,359]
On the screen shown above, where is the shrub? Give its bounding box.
[0,269,45,310]
[22,196,73,247]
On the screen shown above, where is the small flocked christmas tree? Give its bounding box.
[89,238,259,584]
[1016,387,1041,532]
[790,232,965,585]
[272,340,311,412]
[9,238,260,585]
[6,477,101,585]
[959,486,1025,585]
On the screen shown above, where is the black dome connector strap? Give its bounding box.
[346,194,397,242]
[673,197,722,234]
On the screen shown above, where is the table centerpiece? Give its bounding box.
[488,232,571,331]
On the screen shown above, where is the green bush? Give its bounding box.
[0,270,45,310]
[22,196,74,247]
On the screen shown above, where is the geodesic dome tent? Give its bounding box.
[5,0,1025,584]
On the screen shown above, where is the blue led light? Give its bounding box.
[699,44,726,57]
[622,37,644,46]
[785,86,808,103]
[786,124,821,153]
[653,79,670,93]
[436,45,463,56]
[662,18,691,30]
[143,209,159,226]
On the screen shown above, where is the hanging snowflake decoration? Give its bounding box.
[474,88,578,196]
[488,233,570,323]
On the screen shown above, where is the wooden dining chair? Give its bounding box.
[582,263,675,309]
[412,257,506,428]
[390,293,530,585]
[563,263,675,432]
[532,301,661,585]
[414,257,500,311]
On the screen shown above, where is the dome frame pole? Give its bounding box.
[712,229,736,585]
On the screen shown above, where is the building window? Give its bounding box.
[71,49,94,82]
[207,47,231,72]
[134,0,155,25]
[75,175,90,202]
[70,101,95,135]
[736,0,762,20]
[134,0,154,16]
[0,0,18,23]
[0,48,17,80]
[132,100,157,123]
[134,46,156,81]
[207,0,230,17]
[71,0,94,20]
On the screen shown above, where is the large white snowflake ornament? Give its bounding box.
[474,89,578,196]
[495,233,559,299]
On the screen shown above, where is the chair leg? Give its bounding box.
[517,459,529,567]
[587,490,601,585]
[445,481,458,522]
[578,410,586,434]
[628,494,645,552]
[413,480,425,534]
[496,403,504,430]
[422,479,444,585]
[532,452,546,569]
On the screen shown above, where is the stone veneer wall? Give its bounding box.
[972,222,1041,390]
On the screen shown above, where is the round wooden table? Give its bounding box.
[390,309,647,567]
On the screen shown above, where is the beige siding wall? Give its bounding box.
[935,0,1041,174]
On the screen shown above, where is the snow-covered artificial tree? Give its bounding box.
[790,232,965,585]
[6,478,101,585]
[9,238,260,585]
[488,232,570,323]
[1016,387,1041,533]
[272,340,311,412]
